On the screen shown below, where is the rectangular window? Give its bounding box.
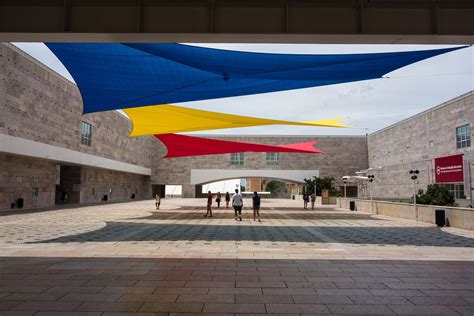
[456,124,471,149]
[266,152,280,165]
[81,121,92,146]
[446,183,466,199]
[230,153,244,165]
[429,141,434,148]
[32,187,39,198]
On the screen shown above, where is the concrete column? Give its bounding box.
[182,184,197,198]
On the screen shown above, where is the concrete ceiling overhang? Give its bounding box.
[0,0,473,44]
[191,169,320,185]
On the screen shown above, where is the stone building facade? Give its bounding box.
[152,135,368,198]
[367,91,473,206]
[1,42,472,209]
[0,43,158,211]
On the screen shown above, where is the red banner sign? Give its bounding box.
[434,154,464,183]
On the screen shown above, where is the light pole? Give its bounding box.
[367,175,374,199]
[367,175,374,213]
[313,176,317,198]
[409,169,419,220]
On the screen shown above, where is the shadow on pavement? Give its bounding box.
[32,222,474,247]
[132,211,382,221]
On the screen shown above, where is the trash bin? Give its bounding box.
[292,195,295,200]
[102,195,108,202]
[17,198,24,208]
[349,201,355,211]
[435,209,445,227]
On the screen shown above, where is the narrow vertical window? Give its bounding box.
[456,124,471,149]
[81,121,92,146]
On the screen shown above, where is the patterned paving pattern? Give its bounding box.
[0,257,473,315]
[32,221,474,247]
[0,199,473,314]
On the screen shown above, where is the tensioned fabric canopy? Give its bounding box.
[45,43,465,114]
[124,104,350,136]
[155,133,321,158]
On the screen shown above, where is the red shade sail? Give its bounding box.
[155,134,322,158]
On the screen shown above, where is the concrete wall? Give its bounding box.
[338,198,474,231]
[153,135,368,197]
[367,91,474,202]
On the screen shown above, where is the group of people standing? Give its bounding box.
[205,189,261,222]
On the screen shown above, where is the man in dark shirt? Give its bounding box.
[252,191,261,222]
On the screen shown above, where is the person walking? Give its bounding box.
[232,189,243,221]
[216,191,222,208]
[303,194,309,209]
[252,191,261,222]
[310,192,316,210]
[155,193,161,210]
[205,191,213,217]
[225,192,231,208]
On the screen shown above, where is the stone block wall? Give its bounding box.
[153,135,368,197]
[0,43,159,168]
[80,166,151,204]
[0,43,158,210]
[0,153,152,211]
[368,91,474,201]
[0,153,56,210]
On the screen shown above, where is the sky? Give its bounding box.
[13,42,474,136]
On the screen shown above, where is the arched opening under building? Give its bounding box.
[195,177,304,199]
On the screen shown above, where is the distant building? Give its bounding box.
[368,91,473,207]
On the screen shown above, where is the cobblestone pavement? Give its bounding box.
[0,199,473,315]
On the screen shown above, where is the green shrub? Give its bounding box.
[416,184,456,206]
[265,180,289,198]
[303,176,340,197]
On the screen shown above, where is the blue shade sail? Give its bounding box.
[45,43,466,114]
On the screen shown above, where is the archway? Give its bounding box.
[185,169,319,198]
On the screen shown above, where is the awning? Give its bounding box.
[155,133,321,158]
[45,43,466,113]
[124,104,350,136]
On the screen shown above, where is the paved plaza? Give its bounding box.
[0,198,473,315]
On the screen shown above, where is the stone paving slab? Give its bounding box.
[0,198,473,314]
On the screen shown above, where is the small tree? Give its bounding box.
[265,180,289,198]
[416,184,456,206]
[303,176,340,196]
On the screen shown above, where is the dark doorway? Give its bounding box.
[340,185,358,198]
[152,184,166,199]
[55,166,81,205]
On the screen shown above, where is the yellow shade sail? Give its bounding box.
[124,104,351,137]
